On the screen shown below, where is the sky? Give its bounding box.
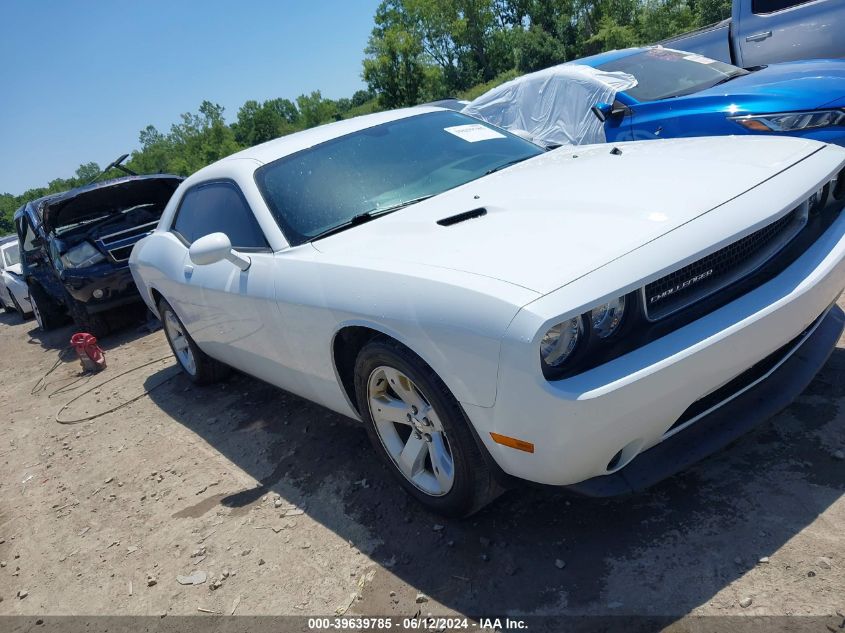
[0,0,382,195]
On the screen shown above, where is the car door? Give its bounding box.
[17,208,66,302]
[737,0,845,68]
[0,247,10,305]
[168,180,283,376]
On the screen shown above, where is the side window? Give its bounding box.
[19,216,39,253]
[752,0,811,14]
[172,181,269,250]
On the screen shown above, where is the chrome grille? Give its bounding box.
[108,245,135,262]
[643,205,808,321]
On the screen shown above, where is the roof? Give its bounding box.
[223,106,443,166]
[572,47,647,69]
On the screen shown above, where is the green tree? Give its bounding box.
[351,88,376,107]
[296,91,338,128]
[233,99,300,146]
[692,0,732,24]
[74,162,101,183]
[363,2,432,108]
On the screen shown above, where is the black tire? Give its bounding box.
[66,299,110,338]
[1,295,12,313]
[10,294,28,320]
[29,284,67,331]
[354,338,503,517]
[158,298,230,385]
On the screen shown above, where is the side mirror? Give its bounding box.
[591,102,614,123]
[592,101,630,123]
[189,232,251,271]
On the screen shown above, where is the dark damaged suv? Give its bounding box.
[15,174,183,334]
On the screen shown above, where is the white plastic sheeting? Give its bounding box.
[461,64,638,147]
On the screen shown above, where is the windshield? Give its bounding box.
[2,243,20,267]
[255,110,543,245]
[597,48,747,101]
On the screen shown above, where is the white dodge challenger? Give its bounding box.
[129,107,845,516]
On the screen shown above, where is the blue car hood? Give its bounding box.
[691,59,845,110]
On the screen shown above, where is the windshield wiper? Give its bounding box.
[485,156,532,175]
[309,195,435,241]
[661,70,750,99]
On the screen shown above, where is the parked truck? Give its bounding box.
[661,0,844,68]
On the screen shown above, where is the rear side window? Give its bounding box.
[3,243,21,267]
[752,0,811,13]
[172,181,269,250]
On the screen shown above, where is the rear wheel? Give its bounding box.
[354,338,503,517]
[159,298,230,385]
[29,285,67,331]
[10,294,28,319]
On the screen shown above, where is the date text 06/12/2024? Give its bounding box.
[306,616,528,630]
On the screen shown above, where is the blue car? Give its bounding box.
[463,46,845,148]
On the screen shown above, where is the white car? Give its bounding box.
[130,107,845,516]
[0,238,33,318]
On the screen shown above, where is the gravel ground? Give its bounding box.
[0,298,843,624]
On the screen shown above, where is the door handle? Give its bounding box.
[746,31,772,42]
[183,264,194,277]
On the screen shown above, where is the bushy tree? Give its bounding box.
[3,0,734,227]
[296,91,339,127]
[363,3,432,108]
[233,98,300,146]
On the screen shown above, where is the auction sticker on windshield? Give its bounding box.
[444,123,506,142]
[684,53,717,64]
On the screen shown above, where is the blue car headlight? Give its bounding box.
[60,241,106,269]
[729,109,845,133]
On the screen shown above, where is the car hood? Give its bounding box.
[42,175,183,234]
[312,136,824,295]
[692,59,845,110]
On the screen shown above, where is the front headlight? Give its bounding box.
[540,294,630,375]
[60,241,106,268]
[540,317,584,368]
[591,296,626,339]
[729,109,845,133]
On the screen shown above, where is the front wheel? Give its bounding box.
[29,285,67,331]
[10,294,29,319]
[159,298,230,385]
[354,338,503,517]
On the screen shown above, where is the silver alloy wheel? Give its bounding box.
[163,309,197,376]
[367,366,455,496]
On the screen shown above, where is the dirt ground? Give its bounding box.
[0,297,843,625]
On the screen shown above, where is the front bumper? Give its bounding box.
[566,303,843,496]
[463,210,845,488]
[61,264,142,314]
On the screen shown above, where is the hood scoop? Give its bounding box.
[437,208,487,227]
